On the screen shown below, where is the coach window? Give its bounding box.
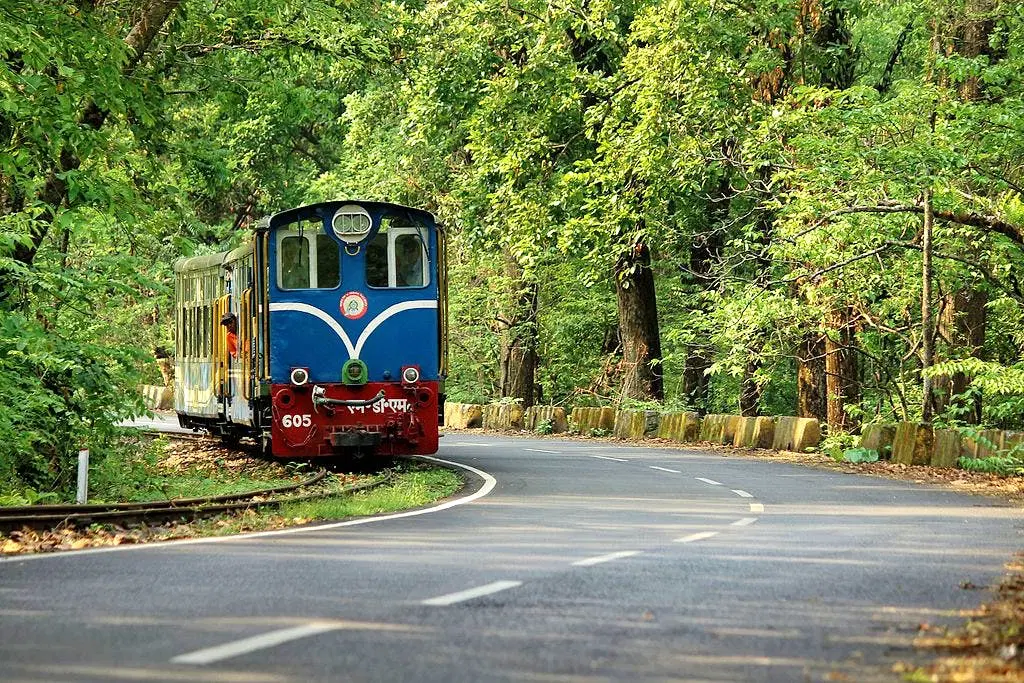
[366,217,428,288]
[276,227,341,290]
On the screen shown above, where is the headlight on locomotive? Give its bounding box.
[401,366,420,385]
[290,367,309,386]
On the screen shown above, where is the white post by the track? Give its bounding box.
[76,449,89,504]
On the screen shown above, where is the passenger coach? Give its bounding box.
[173,201,448,458]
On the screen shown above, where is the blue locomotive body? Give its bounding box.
[174,200,447,457]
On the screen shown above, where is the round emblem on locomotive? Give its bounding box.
[340,291,368,320]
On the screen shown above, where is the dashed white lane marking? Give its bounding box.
[590,455,629,462]
[422,580,522,606]
[674,531,719,543]
[523,448,561,454]
[171,623,341,664]
[731,489,754,498]
[750,503,765,513]
[2,455,497,565]
[649,465,681,473]
[695,477,723,486]
[731,518,759,527]
[572,551,642,567]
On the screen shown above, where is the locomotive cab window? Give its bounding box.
[276,223,340,290]
[366,217,429,289]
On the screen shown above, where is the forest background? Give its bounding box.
[1,0,1023,496]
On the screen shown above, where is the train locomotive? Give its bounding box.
[173,200,447,458]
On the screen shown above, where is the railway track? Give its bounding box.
[0,469,395,534]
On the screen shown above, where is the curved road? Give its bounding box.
[1,433,1021,682]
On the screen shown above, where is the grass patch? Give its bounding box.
[1,462,464,554]
[279,465,461,521]
[183,462,463,538]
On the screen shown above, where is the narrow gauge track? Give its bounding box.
[0,469,395,533]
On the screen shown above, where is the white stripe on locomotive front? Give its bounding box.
[268,300,438,361]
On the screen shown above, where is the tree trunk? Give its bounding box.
[497,256,539,408]
[616,242,663,401]
[739,358,762,416]
[922,188,936,423]
[825,308,860,432]
[925,0,995,423]
[739,164,774,416]
[797,333,827,420]
[934,289,987,423]
[683,138,734,411]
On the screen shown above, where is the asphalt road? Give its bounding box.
[2,432,1021,682]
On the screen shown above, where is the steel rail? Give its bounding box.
[0,470,395,533]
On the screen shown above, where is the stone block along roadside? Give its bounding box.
[482,403,525,430]
[860,424,897,458]
[140,384,173,411]
[613,410,660,440]
[658,412,701,442]
[893,422,934,466]
[444,403,483,429]
[571,407,616,434]
[771,416,821,451]
[524,406,569,433]
[733,416,775,448]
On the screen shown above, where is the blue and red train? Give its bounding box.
[173,200,447,457]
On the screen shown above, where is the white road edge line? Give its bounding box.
[523,448,561,454]
[731,517,759,527]
[589,455,629,462]
[572,550,642,567]
[422,580,522,606]
[0,455,497,565]
[674,531,719,543]
[649,466,681,473]
[731,489,754,498]
[749,503,765,513]
[695,477,723,486]
[171,622,341,665]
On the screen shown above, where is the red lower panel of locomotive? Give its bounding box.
[269,382,440,457]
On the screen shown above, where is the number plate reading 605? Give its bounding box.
[281,414,312,428]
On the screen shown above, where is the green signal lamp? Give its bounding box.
[342,359,368,386]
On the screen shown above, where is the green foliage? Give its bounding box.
[0,313,145,499]
[820,431,859,461]
[841,447,880,464]
[535,419,554,435]
[958,455,1024,476]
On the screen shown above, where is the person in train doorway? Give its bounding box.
[220,313,238,358]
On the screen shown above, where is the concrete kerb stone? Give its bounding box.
[140,384,172,411]
[445,403,483,429]
[733,417,756,447]
[792,418,821,452]
[524,406,569,433]
[860,424,897,459]
[613,410,644,440]
[931,428,961,468]
[570,407,616,435]
[656,412,701,442]
[893,422,934,466]
[481,404,525,430]
[699,414,727,443]
[772,416,797,451]
[751,417,776,448]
